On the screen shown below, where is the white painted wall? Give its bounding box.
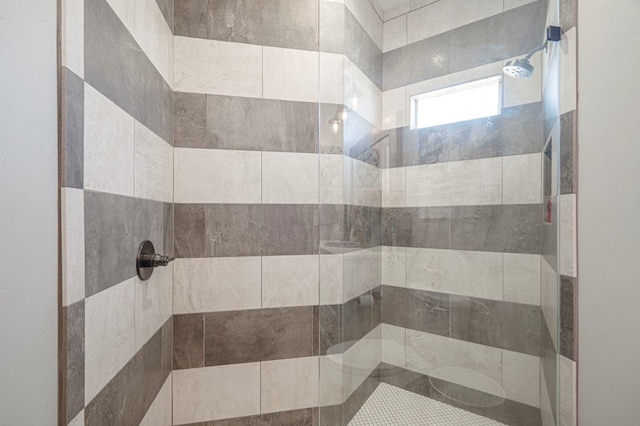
[0,0,59,424]
[578,0,640,424]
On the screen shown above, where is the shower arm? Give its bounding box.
[524,41,548,61]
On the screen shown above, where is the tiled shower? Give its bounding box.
[58,0,578,425]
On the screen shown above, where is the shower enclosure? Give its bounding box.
[58,0,577,424]
[316,0,576,424]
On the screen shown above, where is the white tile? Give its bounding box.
[541,257,558,350]
[105,0,134,33]
[61,188,85,306]
[381,324,406,367]
[405,157,502,207]
[406,330,504,396]
[503,153,542,204]
[384,2,410,22]
[504,0,537,11]
[319,354,343,406]
[343,248,382,301]
[134,264,172,351]
[263,47,318,103]
[382,86,408,130]
[67,410,84,426]
[84,278,135,403]
[503,350,540,407]
[382,166,405,207]
[61,0,84,77]
[174,37,262,98]
[410,0,440,10]
[262,152,319,204]
[503,253,541,305]
[407,0,502,44]
[541,363,555,426]
[134,0,174,87]
[345,0,383,49]
[559,355,577,426]
[345,156,381,207]
[320,52,345,105]
[560,193,577,277]
[174,148,261,204]
[560,28,577,115]
[406,248,504,300]
[84,84,135,196]
[134,122,173,202]
[173,257,261,314]
[262,255,320,308]
[261,357,319,414]
[343,326,382,398]
[140,374,172,426]
[320,254,344,305]
[344,57,382,128]
[503,51,543,108]
[382,246,406,287]
[320,154,345,204]
[383,15,407,52]
[173,364,261,424]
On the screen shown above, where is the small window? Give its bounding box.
[410,76,502,129]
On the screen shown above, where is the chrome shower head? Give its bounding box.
[503,57,535,79]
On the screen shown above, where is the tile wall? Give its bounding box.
[59,0,175,424]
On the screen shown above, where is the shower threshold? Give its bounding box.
[348,383,507,426]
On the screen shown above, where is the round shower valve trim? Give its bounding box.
[136,240,175,281]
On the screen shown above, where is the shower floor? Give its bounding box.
[348,383,507,426]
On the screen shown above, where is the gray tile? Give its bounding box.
[560,110,576,195]
[382,207,450,249]
[204,307,314,365]
[206,95,319,153]
[175,0,208,38]
[175,92,207,148]
[61,67,84,189]
[450,204,542,254]
[85,0,173,143]
[204,204,319,257]
[175,204,206,258]
[317,304,342,355]
[343,294,373,348]
[207,0,319,51]
[163,202,174,258]
[541,318,557,423]
[344,109,383,166]
[319,204,348,251]
[319,103,344,154]
[184,408,316,425]
[344,206,381,251]
[155,0,174,31]
[319,1,345,54]
[173,314,204,370]
[450,296,541,356]
[381,103,544,169]
[84,191,168,297]
[381,285,450,337]
[560,275,577,361]
[382,2,544,90]
[318,404,342,426]
[85,319,172,426]
[345,8,382,88]
[541,196,557,270]
[342,369,379,424]
[560,0,576,30]
[61,301,84,424]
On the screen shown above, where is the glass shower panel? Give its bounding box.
[318,0,563,425]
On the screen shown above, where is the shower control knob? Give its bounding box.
[136,240,174,281]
